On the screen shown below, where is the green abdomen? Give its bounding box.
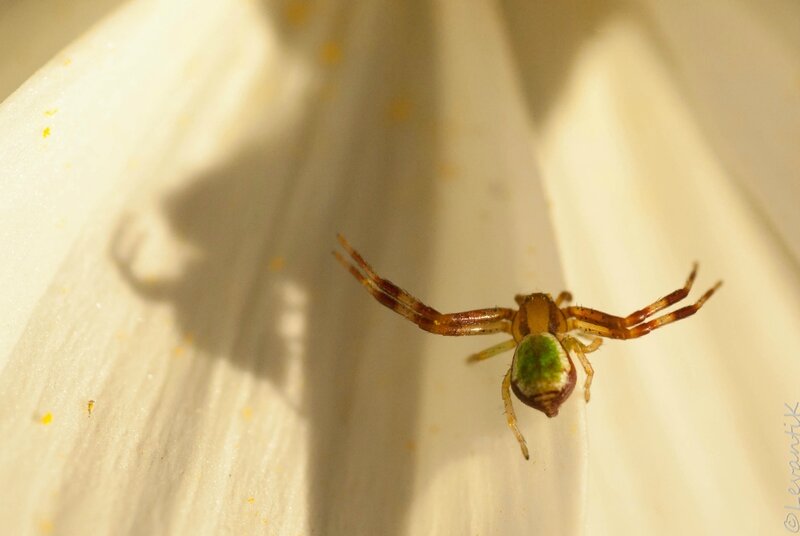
[510,333,575,417]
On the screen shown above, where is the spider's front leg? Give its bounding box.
[334,234,516,335]
[566,279,722,340]
[555,291,573,307]
[562,263,721,333]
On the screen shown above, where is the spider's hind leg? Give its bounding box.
[562,336,598,402]
[467,339,516,363]
[502,366,530,460]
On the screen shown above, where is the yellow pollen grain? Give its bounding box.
[44,109,58,116]
[268,256,285,272]
[140,275,161,288]
[172,333,194,357]
[284,1,310,26]
[247,496,255,504]
[62,57,72,66]
[38,519,54,534]
[320,41,342,65]
[386,96,413,124]
[241,406,253,421]
[437,161,458,181]
[87,400,95,416]
[42,127,51,138]
[40,412,53,425]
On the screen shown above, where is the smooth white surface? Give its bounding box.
[1,0,798,535]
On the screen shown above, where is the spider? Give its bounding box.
[333,234,722,460]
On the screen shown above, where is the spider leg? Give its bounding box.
[555,291,573,307]
[502,366,530,460]
[583,337,603,353]
[335,235,515,335]
[567,281,722,340]
[562,336,596,402]
[467,339,517,363]
[337,234,440,317]
[563,263,699,328]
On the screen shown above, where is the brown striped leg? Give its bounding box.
[335,235,515,335]
[467,339,517,363]
[563,264,699,329]
[502,366,530,460]
[567,281,722,340]
[563,336,596,402]
[337,233,439,317]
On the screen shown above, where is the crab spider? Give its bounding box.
[333,234,721,460]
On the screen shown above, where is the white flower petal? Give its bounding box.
[528,5,800,534]
[1,0,581,534]
[3,0,798,534]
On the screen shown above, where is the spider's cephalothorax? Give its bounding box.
[334,234,722,460]
[511,293,568,339]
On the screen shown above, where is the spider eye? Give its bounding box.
[510,333,576,417]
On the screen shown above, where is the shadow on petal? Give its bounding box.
[109,1,442,533]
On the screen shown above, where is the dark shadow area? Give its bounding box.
[0,0,129,102]
[111,1,440,534]
[496,0,623,127]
